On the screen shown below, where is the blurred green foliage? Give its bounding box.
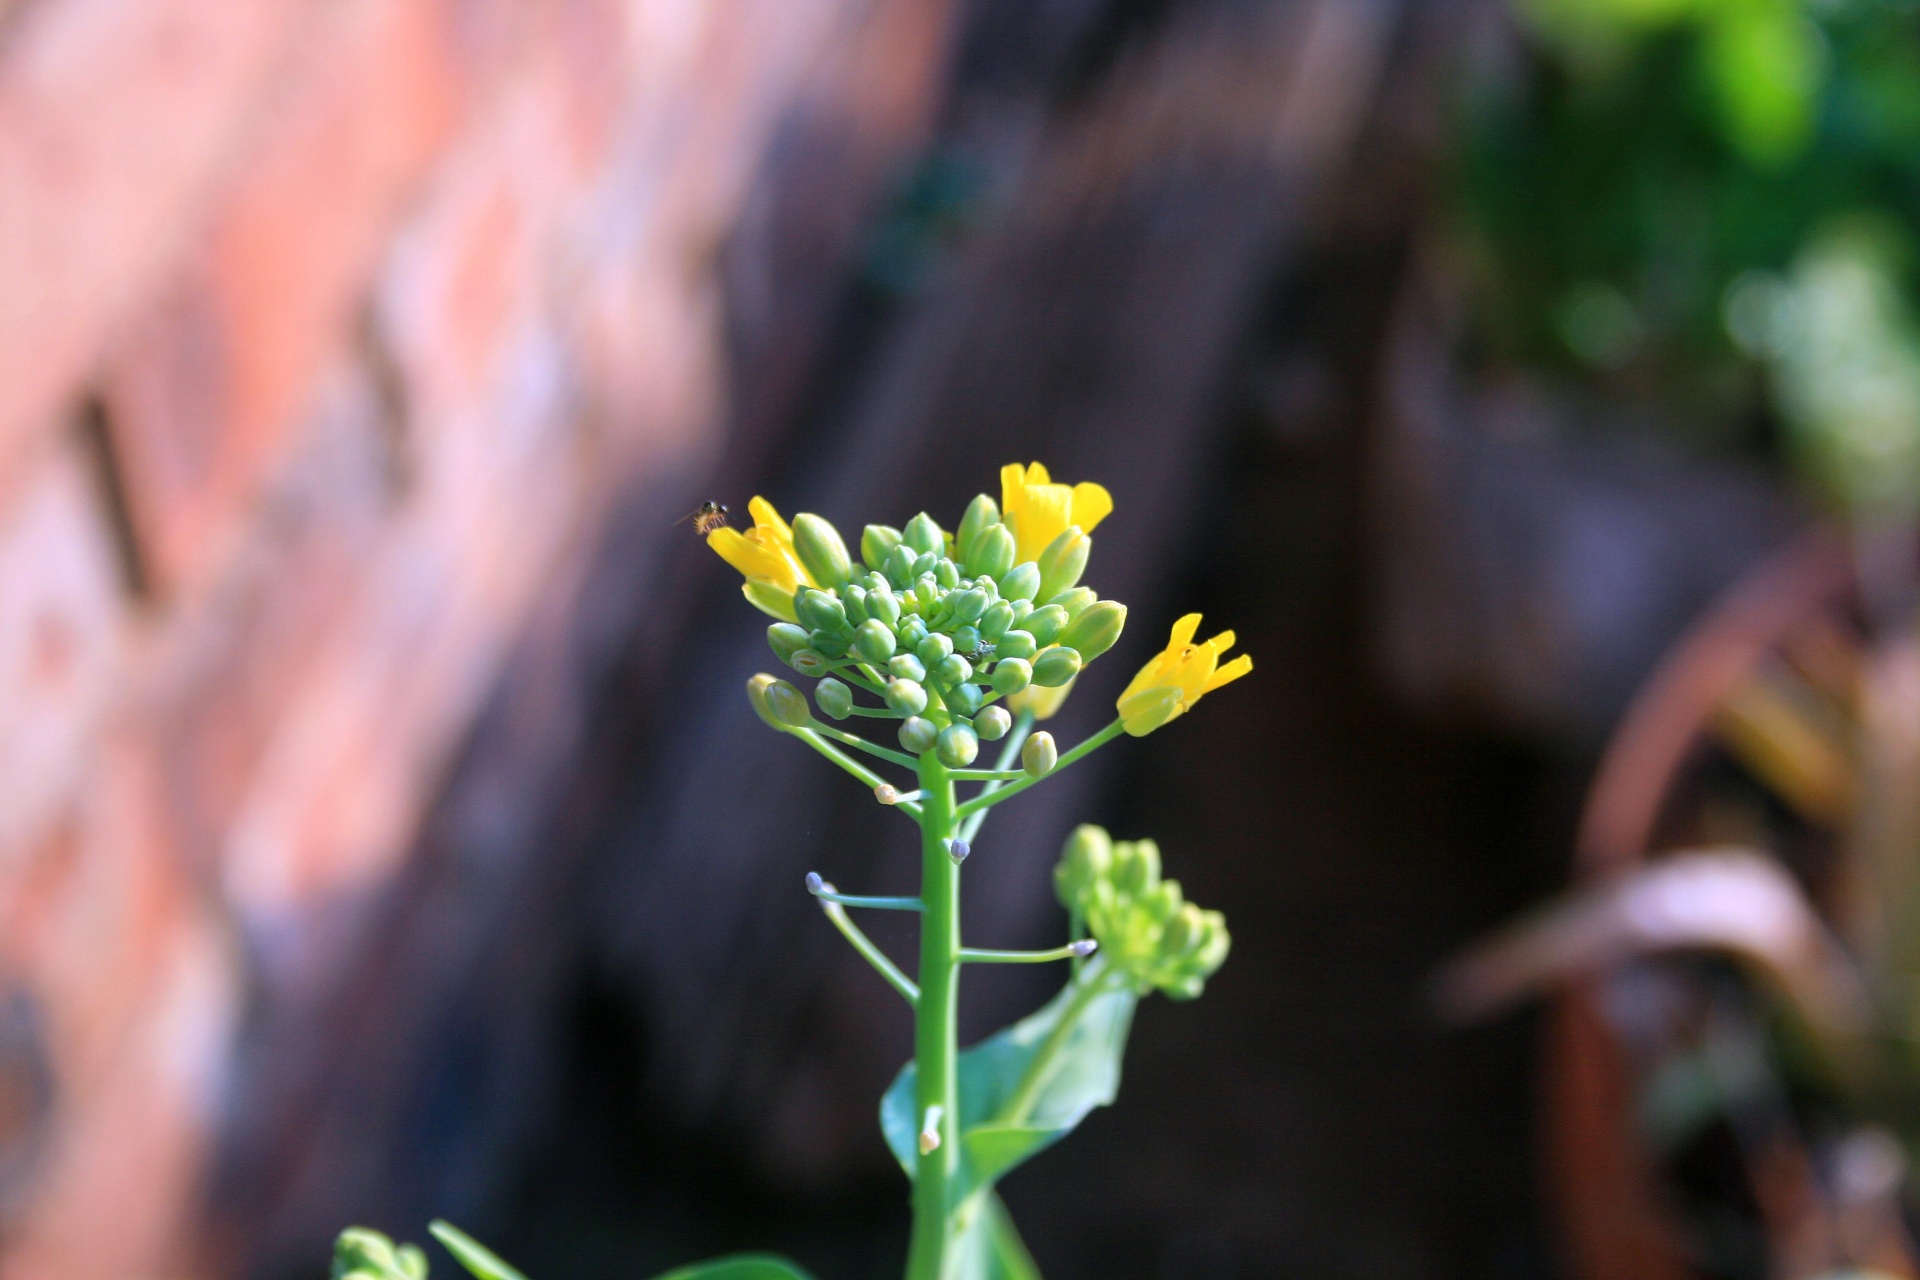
[1455,0,1920,511]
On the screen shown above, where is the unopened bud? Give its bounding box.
[897,616,929,648]
[862,524,902,571]
[937,723,980,767]
[746,674,785,729]
[1000,562,1041,602]
[974,705,1012,741]
[808,628,850,658]
[933,654,973,686]
[995,630,1037,662]
[919,1105,944,1154]
[854,618,897,665]
[842,583,869,626]
[1030,646,1082,687]
[874,784,900,806]
[806,871,827,894]
[1059,600,1126,662]
[1069,939,1099,958]
[1049,586,1098,621]
[1036,526,1090,601]
[956,494,1000,564]
[935,558,960,590]
[764,679,812,728]
[916,633,954,665]
[900,717,938,754]
[1023,605,1068,646]
[947,588,989,625]
[967,523,1016,580]
[790,649,832,678]
[1022,731,1058,777]
[947,839,971,864]
[867,583,902,627]
[767,623,810,666]
[990,657,1032,695]
[886,678,929,717]
[1113,838,1161,896]
[888,653,927,682]
[795,589,848,634]
[948,682,985,717]
[814,677,853,720]
[978,601,1015,642]
[792,513,853,588]
[902,512,945,556]
[1055,824,1114,911]
[885,543,919,588]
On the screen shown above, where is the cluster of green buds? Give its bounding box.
[1054,824,1230,1000]
[757,493,1125,769]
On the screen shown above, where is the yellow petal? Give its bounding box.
[1025,462,1051,485]
[1204,653,1252,693]
[747,496,792,543]
[1168,614,1202,651]
[708,527,775,579]
[1201,629,1236,657]
[1070,482,1113,533]
[1013,484,1074,562]
[1001,464,1029,516]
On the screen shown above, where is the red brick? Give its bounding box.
[101,0,464,594]
[0,0,314,499]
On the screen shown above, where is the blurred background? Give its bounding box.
[7,0,1920,1277]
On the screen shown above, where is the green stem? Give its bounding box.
[810,721,920,769]
[960,943,1091,964]
[807,879,924,912]
[788,728,923,819]
[905,754,960,1280]
[948,768,1026,782]
[820,901,919,1005]
[952,718,1126,823]
[957,712,1033,845]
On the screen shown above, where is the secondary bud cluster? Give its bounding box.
[760,492,1127,762]
[1052,825,1230,1000]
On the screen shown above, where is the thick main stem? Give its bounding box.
[905,753,960,1280]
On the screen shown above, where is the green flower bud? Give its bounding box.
[947,682,983,717]
[765,679,812,728]
[1049,586,1098,621]
[790,649,831,678]
[1031,645,1082,687]
[747,674,786,728]
[916,632,953,665]
[886,678,929,716]
[934,558,960,590]
[792,513,853,588]
[1054,824,1114,912]
[1022,731,1058,777]
[1113,838,1161,896]
[951,625,982,655]
[933,653,973,686]
[1160,902,1203,959]
[974,704,1012,741]
[1059,600,1124,662]
[768,623,810,666]
[914,556,940,585]
[947,588,989,625]
[796,588,848,634]
[1143,878,1184,923]
[885,543,919,588]
[808,627,850,658]
[900,716,938,754]
[898,616,929,648]
[854,618,897,665]
[334,1229,428,1280]
[889,653,926,682]
[979,601,1015,642]
[867,584,901,627]
[1009,598,1034,624]
[956,494,1001,565]
[990,657,1031,694]
[902,512,944,556]
[976,574,1000,602]
[1000,562,1041,602]
[862,524,902,571]
[996,630,1037,661]
[966,523,1016,580]
[1024,604,1068,646]
[842,583,870,626]
[936,723,980,767]
[814,677,853,720]
[1036,525,1090,601]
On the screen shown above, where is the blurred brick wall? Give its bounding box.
[0,2,953,1276]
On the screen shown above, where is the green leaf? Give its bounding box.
[648,1257,815,1280]
[950,1192,1042,1280]
[881,963,1138,1198]
[429,1222,526,1280]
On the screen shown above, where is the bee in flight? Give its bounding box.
[678,501,730,536]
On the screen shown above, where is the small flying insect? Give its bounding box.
[677,501,730,536]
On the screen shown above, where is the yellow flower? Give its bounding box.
[708,496,816,620]
[1000,462,1114,564]
[1116,614,1252,736]
[1007,672,1075,721]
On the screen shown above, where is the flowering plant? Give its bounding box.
[333,463,1249,1280]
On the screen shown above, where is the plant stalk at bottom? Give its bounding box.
[905,753,960,1280]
